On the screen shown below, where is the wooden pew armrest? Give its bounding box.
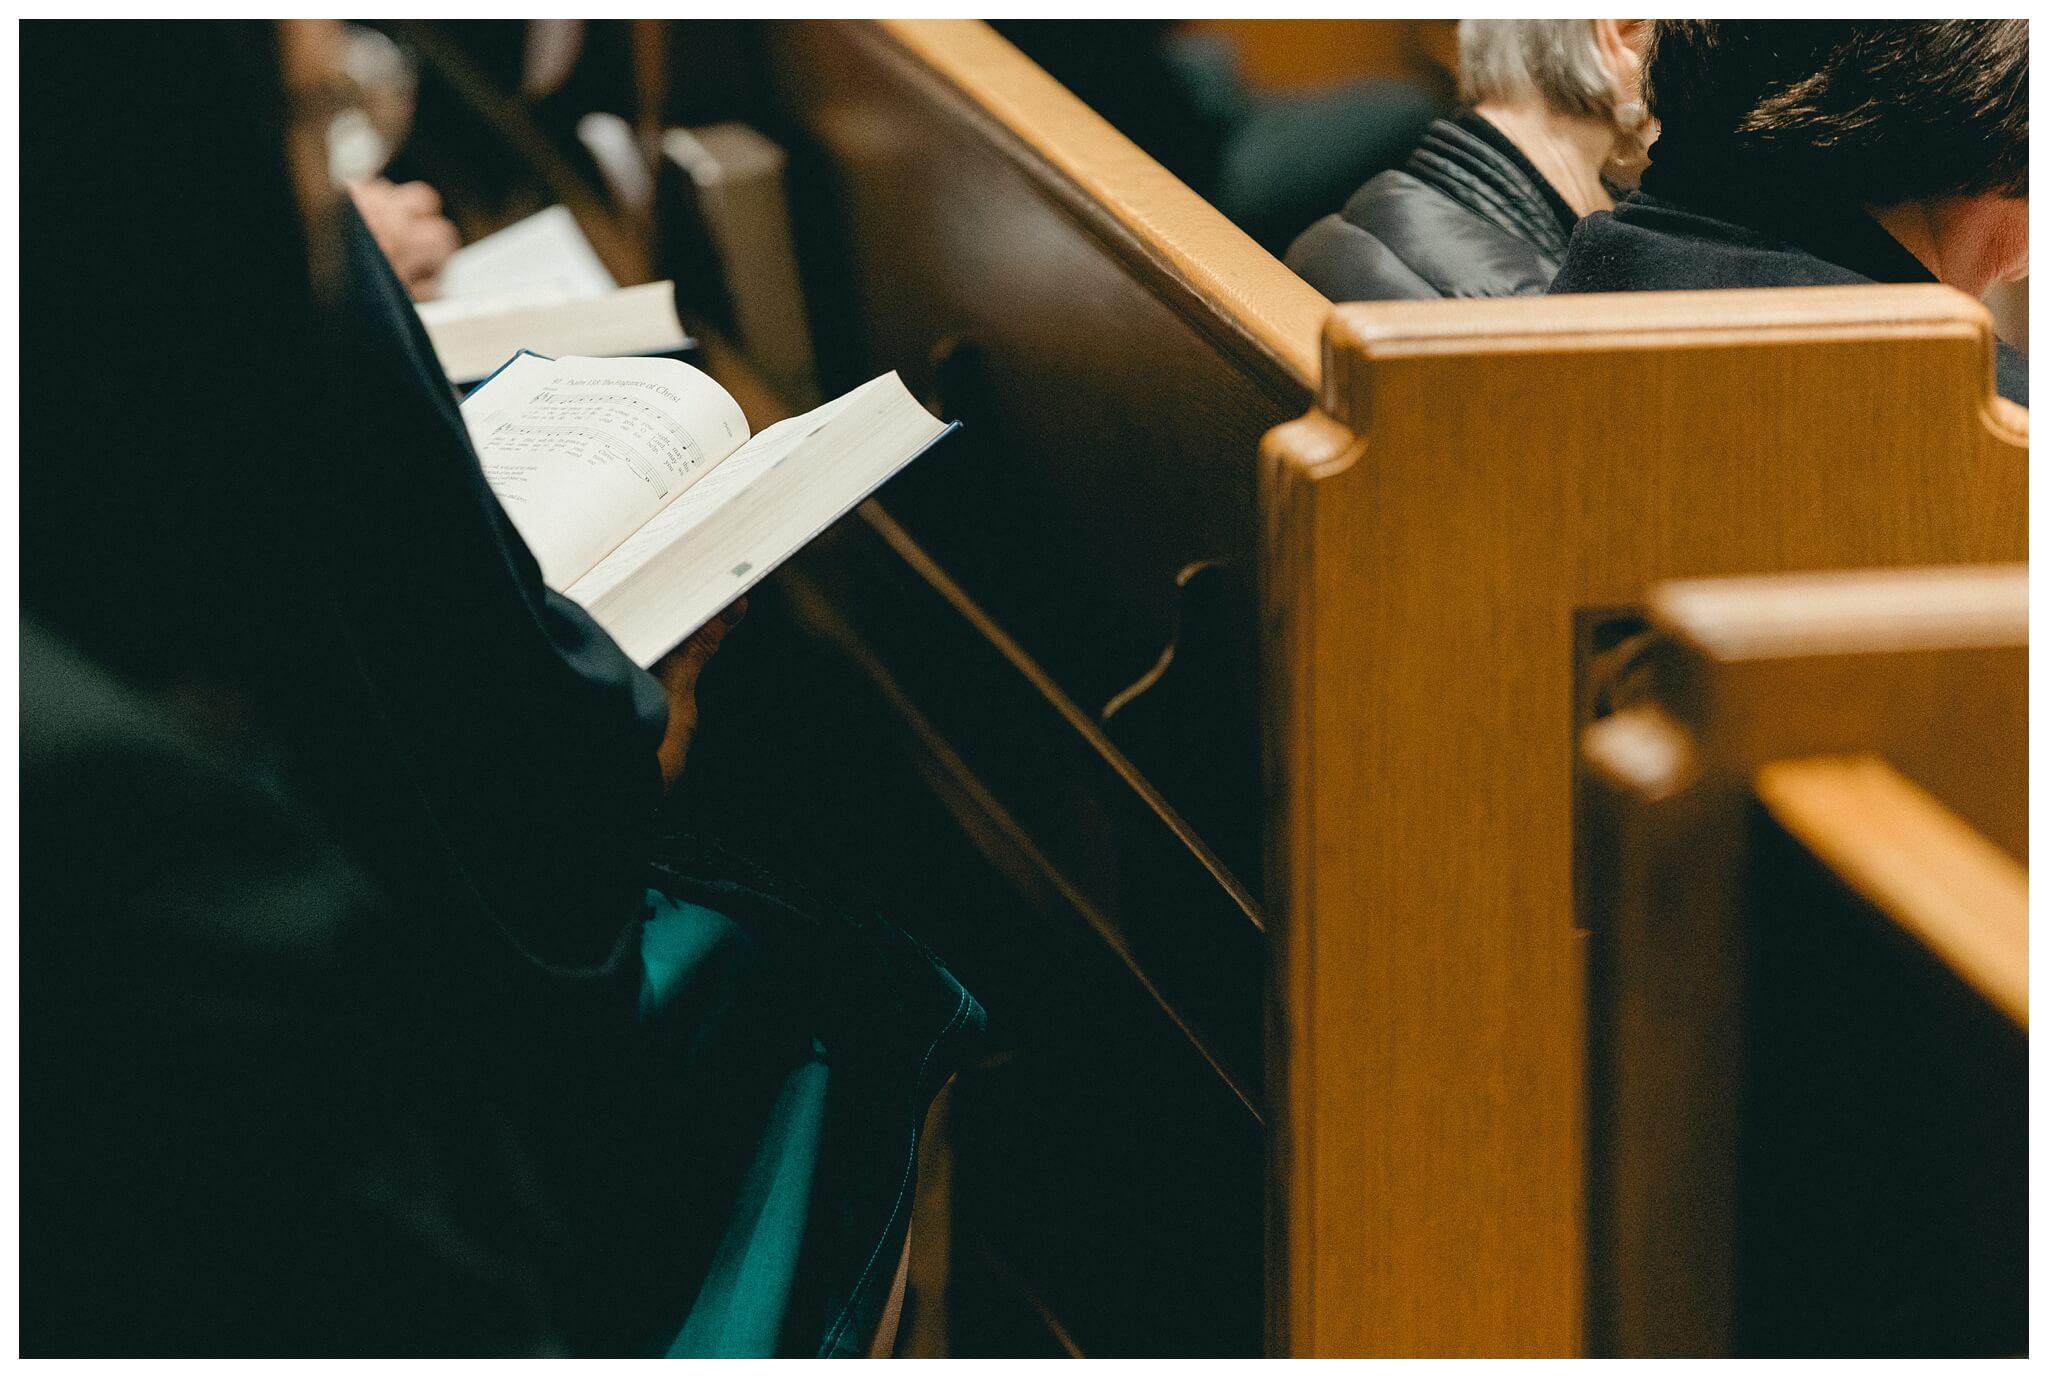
[1756,754,2028,1029]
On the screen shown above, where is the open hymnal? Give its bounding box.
[421,281,690,386]
[462,352,955,666]
[416,206,691,384]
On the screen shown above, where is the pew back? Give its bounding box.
[691,18,1327,1355]
[761,20,1326,880]
[1580,565,2026,1355]
[1261,286,2026,1355]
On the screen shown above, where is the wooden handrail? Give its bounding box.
[878,19,1327,389]
[1654,564,2028,662]
[1757,754,2028,1029]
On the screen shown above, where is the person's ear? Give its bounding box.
[1594,19,1649,129]
[1930,194,2031,296]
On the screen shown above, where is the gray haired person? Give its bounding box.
[1286,20,1652,301]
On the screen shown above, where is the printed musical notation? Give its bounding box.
[463,356,751,592]
[485,387,708,498]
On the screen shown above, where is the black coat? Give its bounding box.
[1285,112,1579,301]
[1551,152,2029,406]
[20,621,574,1356]
[22,23,666,1080]
[300,202,672,1028]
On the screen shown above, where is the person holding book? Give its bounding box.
[21,19,979,1357]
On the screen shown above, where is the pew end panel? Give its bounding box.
[1580,565,2026,1356]
[1260,285,2026,1356]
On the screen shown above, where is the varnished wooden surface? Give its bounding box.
[1261,286,2027,1355]
[1757,755,2027,1028]
[880,20,1328,387]
[1580,564,2026,1355]
[1653,564,2030,863]
[1653,563,2029,662]
[764,21,1322,879]
[752,9,1310,1051]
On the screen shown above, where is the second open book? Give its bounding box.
[462,352,954,666]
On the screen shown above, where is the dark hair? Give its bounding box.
[21,21,318,688]
[1644,20,2028,203]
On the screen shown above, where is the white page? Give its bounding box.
[566,389,863,609]
[462,353,750,589]
[571,373,947,666]
[413,279,586,325]
[420,281,687,385]
[434,204,616,308]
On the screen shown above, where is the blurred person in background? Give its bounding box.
[996,19,1448,253]
[1548,19,2028,404]
[1288,20,1651,300]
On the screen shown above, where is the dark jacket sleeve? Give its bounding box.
[289,203,672,970]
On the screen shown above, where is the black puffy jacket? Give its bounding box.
[1285,111,1579,302]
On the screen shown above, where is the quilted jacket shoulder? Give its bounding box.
[1286,115,1574,302]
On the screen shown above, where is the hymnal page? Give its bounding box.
[433,204,616,311]
[461,353,750,589]
[563,389,863,609]
[567,372,950,666]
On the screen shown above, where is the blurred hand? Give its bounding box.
[652,598,747,790]
[347,177,459,299]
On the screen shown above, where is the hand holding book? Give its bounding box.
[653,597,747,789]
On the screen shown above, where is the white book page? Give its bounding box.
[420,281,687,385]
[571,373,947,666]
[414,280,587,325]
[565,389,863,608]
[462,353,750,589]
[435,204,616,307]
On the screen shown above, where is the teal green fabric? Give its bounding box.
[632,891,982,1358]
[638,897,748,1024]
[667,1052,829,1357]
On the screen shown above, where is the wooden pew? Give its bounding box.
[1579,565,2026,1356]
[671,18,1327,1356]
[674,21,2030,1357]
[1261,288,2026,1355]
[426,19,2028,1356]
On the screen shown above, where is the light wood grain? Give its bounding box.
[1580,566,2026,1355]
[1757,755,2026,1028]
[879,19,1328,388]
[763,17,1327,905]
[1263,284,2026,1356]
[1654,563,2028,661]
